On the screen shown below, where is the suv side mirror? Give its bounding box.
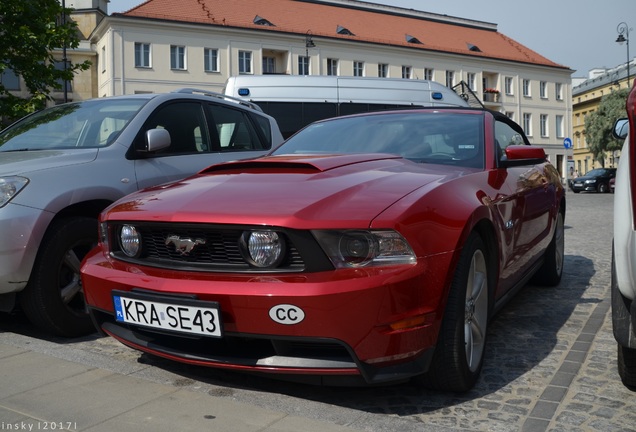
[613,119,629,140]
[144,128,171,152]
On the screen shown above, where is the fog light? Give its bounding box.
[119,225,141,257]
[241,230,285,268]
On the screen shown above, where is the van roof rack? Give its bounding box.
[173,88,263,112]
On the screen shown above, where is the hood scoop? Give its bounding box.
[200,153,401,175]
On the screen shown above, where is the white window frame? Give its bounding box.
[467,73,476,91]
[445,70,455,87]
[402,65,412,79]
[170,45,186,70]
[134,42,151,68]
[523,113,532,136]
[540,114,548,137]
[298,56,309,75]
[327,58,339,76]
[523,79,531,97]
[505,77,513,95]
[238,51,252,74]
[378,63,388,77]
[555,83,563,101]
[353,61,364,77]
[204,48,219,73]
[556,115,564,138]
[424,68,433,81]
[540,81,548,99]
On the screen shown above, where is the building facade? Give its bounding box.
[571,59,635,175]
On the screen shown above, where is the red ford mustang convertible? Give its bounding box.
[81,108,565,391]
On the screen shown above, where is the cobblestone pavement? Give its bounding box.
[0,191,633,432]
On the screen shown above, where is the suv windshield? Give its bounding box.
[0,98,148,151]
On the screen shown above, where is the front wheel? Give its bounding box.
[20,217,98,337]
[419,232,490,392]
[598,183,609,193]
[531,210,564,286]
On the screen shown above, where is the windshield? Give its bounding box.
[586,168,613,177]
[0,98,148,152]
[272,111,485,168]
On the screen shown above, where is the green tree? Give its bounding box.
[585,87,630,166]
[0,0,91,123]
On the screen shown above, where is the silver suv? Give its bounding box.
[0,89,283,337]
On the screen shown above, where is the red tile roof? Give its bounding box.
[117,0,569,70]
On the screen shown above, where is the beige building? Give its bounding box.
[571,60,635,175]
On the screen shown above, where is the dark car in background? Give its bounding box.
[570,168,617,193]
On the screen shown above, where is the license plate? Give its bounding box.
[112,291,222,338]
[574,182,583,187]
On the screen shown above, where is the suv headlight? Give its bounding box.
[0,176,29,208]
[312,230,416,268]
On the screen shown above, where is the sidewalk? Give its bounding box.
[0,342,362,432]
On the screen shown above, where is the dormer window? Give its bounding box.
[336,25,354,36]
[405,34,422,44]
[467,43,482,52]
[253,15,274,26]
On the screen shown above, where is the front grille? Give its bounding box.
[110,222,306,272]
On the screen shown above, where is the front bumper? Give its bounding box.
[82,247,454,385]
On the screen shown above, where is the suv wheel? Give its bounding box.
[20,217,97,337]
[598,183,608,193]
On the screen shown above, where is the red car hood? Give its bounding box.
[106,154,462,229]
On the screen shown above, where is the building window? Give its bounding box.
[262,57,275,74]
[540,81,548,99]
[540,114,548,137]
[505,77,513,95]
[402,66,412,79]
[556,115,564,138]
[170,45,186,70]
[204,48,219,72]
[505,111,514,121]
[467,73,476,91]
[445,70,454,87]
[134,42,151,68]
[53,60,72,93]
[378,63,388,77]
[523,113,532,136]
[353,61,364,77]
[1,68,20,91]
[101,46,106,73]
[523,79,531,97]
[424,68,433,81]
[239,51,252,74]
[298,56,309,75]
[555,83,563,100]
[327,59,338,76]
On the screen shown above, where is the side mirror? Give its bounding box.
[500,145,547,167]
[143,128,171,152]
[613,119,629,140]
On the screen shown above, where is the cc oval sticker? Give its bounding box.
[269,304,305,325]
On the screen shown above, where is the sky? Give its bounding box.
[107,0,635,78]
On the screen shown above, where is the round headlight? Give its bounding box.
[338,231,376,267]
[119,225,141,257]
[241,230,284,268]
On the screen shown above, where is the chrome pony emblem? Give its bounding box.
[165,235,206,256]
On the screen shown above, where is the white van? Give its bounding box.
[224,75,470,137]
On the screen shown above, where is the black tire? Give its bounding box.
[618,344,636,388]
[419,232,490,392]
[20,217,98,337]
[572,189,580,193]
[531,210,564,286]
[598,183,609,193]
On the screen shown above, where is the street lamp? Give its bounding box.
[616,22,631,87]
[304,31,315,75]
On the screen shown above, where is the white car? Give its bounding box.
[0,89,283,337]
[612,82,636,386]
